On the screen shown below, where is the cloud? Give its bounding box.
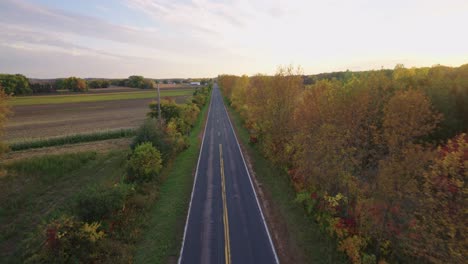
[0,0,227,58]
[124,0,255,36]
[0,0,466,78]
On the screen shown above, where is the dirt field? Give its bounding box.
[4,95,189,142]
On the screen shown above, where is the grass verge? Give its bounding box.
[0,151,128,262]
[134,93,211,263]
[11,89,193,106]
[225,102,347,264]
[9,129,136,151]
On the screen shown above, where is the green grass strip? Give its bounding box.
[224,101,347,264]
[134,93,211,264]
[11,89,193,106]
[9,128,136,151]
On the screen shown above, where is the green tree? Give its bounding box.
[0,74,32,95]
[63,77,88,92]
[127,75,145,88]
[100,80,110,88]
[88,80,103,89]
[55,79,65,90]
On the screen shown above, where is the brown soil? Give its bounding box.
[4,96,188,142]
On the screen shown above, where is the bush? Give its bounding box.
[25,215,105,263]
[73,184,131,222]
[132,118,172,162]
[126,142,163,183]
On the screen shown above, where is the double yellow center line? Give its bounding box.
[219,144,231,264]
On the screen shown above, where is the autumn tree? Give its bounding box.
[248,66,303,166]
[63,77,88,92]
[407,134,468,263]
[218,64,467,263]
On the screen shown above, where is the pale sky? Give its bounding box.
[0,0,467,78]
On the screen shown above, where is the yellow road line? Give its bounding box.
[219,144,231,264]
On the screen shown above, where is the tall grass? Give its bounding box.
[5,152,98,180]
[9,129,136,151]
[0,151,128,262]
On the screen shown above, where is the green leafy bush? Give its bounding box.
[132,118,173,162]
[127,142,163,183]
[73,184,132,222]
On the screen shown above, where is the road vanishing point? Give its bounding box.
[179,85,279,264]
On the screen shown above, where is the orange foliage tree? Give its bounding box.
[218,64,468,263]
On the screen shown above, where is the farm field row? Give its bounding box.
[11,88,193,106]
[5,96,190,142]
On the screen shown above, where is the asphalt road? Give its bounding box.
[179,85,279,264]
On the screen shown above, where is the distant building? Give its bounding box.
[190,82,201,86]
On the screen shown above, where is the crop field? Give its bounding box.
[5,91,192,143]
[11,88,193,106]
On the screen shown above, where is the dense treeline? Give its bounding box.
[112,75,156,89]
[0,74,90,95]
[88,79,110,89]
[219,64,467,264]
[1,74,156,95]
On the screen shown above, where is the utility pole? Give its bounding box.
[157,81,161,124]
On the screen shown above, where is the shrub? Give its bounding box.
[165,119,190,152]
[25,215,105,263]
[126,142,163,183]
[73,184,132,222]
[132,118,172,161]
